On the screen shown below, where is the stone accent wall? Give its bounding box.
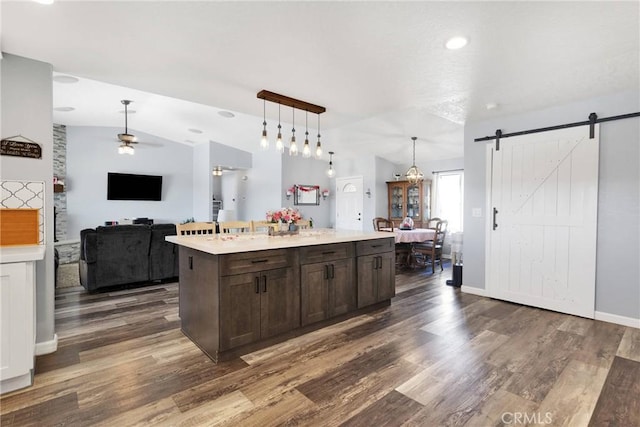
[53,124,67,241]
[56,241,80,264]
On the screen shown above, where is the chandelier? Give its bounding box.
[257,90,325,159]
[405,137,424,184]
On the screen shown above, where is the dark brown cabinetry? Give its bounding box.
[220,266,299,350]
[176,236,394,362]
[356,238,396,308]
[300,242,356,326]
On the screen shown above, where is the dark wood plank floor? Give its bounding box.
[2,266,639,426]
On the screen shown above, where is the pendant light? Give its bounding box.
[289,107,298,156]
[405,136,424,184]
[315,113,323,158]
[260,98,269,150]
[275,103,284,153]
[302,111,311,158]
[327,151,336,178]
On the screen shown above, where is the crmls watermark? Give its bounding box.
[501,412,553,425]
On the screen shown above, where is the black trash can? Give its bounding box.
[446,263,463,287]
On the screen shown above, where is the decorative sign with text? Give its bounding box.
[0,138,42,159]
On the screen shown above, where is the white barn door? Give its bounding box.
[487,125,599,318]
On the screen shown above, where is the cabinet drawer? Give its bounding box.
[356,237,395,256]
[299,242,354,264]
[220,249,290,276]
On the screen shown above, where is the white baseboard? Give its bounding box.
[35,333,58,355]
[595,311,640,329]
[461,285,489,297]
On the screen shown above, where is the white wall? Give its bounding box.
[192,142,210,221]
[66,126,194,235]
[244,149,282,222]
[1,54,56,348]
[463,90,639,320]
[281,154,332,228]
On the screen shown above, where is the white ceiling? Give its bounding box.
[2,1,638,165]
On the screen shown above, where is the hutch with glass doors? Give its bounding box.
[386,180,431,229]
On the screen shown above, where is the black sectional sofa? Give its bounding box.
[79,224,178,292]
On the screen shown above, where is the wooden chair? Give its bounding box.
[296,219,311,229]
[219,221,252,233]
[175,222,216,236]
[373,217,394,231]
[251,220,278,233]
[425,217,441,229]
[413,220,448,272]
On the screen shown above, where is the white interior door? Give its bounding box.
[487,125,599,318]
[335,176,363,231]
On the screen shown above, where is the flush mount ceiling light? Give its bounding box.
[53,106,75,112]
[52,75,78,84]
[445,36,468,50]
[405,137,424,184]
[327,151,336,178]
[257,90,325,160]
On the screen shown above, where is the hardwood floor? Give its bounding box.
[2,267,639,426]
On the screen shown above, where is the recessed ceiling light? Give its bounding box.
[119,109,136,114]
[34,0,55,5]
[188,128,203,134]
[486,102,499,110]
[218,111,235,118]
[445,36,468,50]
[52,75,79,84]
[185,139,196,144]
[53,106,75,112]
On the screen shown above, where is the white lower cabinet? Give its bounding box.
[1,247,42,394]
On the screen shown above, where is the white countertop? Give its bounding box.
[166,229,393,255]
[0,245,46,263]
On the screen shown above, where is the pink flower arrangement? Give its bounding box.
[267,207,302,224]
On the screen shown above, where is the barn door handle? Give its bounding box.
[493,208,499,230]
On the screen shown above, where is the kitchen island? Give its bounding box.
[166,229,395,362]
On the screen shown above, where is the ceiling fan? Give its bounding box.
[117,99,137,155]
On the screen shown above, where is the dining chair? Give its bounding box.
[219,221,252,233]
[413,220,448,272]
[175,222,216,236]
[251,220,278,233]
[373,217,394,231]
[425,217,441,229]
[296,219,311,229]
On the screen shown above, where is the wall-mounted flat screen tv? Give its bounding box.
[107,172,163,201]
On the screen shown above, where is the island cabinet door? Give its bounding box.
[219,273,262,350]
[376,251,396,301]
[300,263,330,326]
[357,251,395,308]
[329,258,356,317]
[357,254,378,308]
[260,267,300,339]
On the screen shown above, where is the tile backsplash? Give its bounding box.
[0,180,45,244]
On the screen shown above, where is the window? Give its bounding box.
[433,171,464,232]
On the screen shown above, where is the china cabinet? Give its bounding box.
[386,180,431,228]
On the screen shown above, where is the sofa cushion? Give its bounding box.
[149,223,179,281]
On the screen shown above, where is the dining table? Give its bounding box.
[380,227,436,244]
[380,227,437,269]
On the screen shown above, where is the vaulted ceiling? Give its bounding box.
[2,1,638,165]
